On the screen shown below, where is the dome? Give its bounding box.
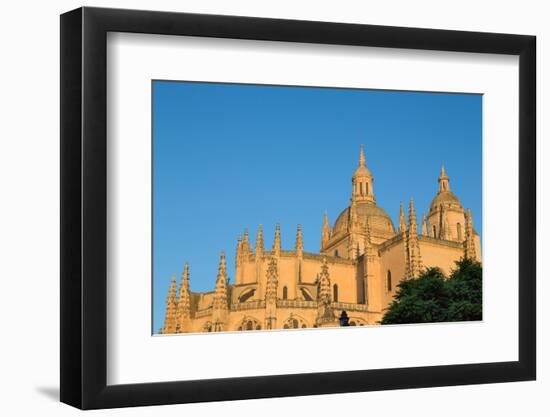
[429,190,463,213]
[332,201,395,242]
[353,165,372,178]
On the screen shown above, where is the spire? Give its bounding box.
[398,201,407,233]
[176,262,192,331]
[421,214,428,236]
[212,251,228,311]
[272,223,281,257]
[408,198,418,235]
[438,164,450,193]
[317,257,331,304]
[464,208,477,260]
[235,234,243,265]
[316,258,337,327]
[295,224,303,257]
[405,198,423,279]
[242,228,251,257]
[321,211,330,250]
[163,274,178,334]
[255,224,264,258]
[359,144,366,167]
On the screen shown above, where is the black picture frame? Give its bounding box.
[60,6,536,410]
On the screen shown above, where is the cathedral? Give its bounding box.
[162,146,481,334]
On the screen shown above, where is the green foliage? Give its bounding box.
[381,258,482,325]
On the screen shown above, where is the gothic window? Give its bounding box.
[333,284,339,302]
[360,183,363,195]
[283,316,308,329]
[238,317,261,331]
[457,223,463,241]
[282,286,288,300]
[387,270,392,292]
[432,225,437,238]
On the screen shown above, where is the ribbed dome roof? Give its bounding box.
[353,165,372,178]
[429,190,463,213]
[332,201,395,240]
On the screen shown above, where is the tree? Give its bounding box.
[381,258,482,325]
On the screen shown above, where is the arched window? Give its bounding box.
[360,183,363,195]
[432,225,437,238]
[366,183,369,195]
[457,223,463,241]
[333,284,339,302]
[387,270,392,292]
[334,249,339,257]
[282,286,288,300]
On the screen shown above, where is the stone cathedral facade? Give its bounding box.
[162,146,481,334]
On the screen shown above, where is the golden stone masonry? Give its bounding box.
[162,145,481,334]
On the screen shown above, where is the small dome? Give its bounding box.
[332,201,395,241]
[353,164,372,178]
[429,190,463,213]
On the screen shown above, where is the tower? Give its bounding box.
[163,274,178,334]
[428,165,465,241]
[351,145,375,203]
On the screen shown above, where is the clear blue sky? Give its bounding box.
[152,81,482,332]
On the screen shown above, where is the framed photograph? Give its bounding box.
[60,6,536,409]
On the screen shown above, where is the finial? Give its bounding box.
[359,144,366,167]
[421,214,428,236]
[438,164,450,192]
[295,224,303,255]
[272,223,281,256]
[408,197,418,230]
[398,201,407,233]
[255,224,264,254]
